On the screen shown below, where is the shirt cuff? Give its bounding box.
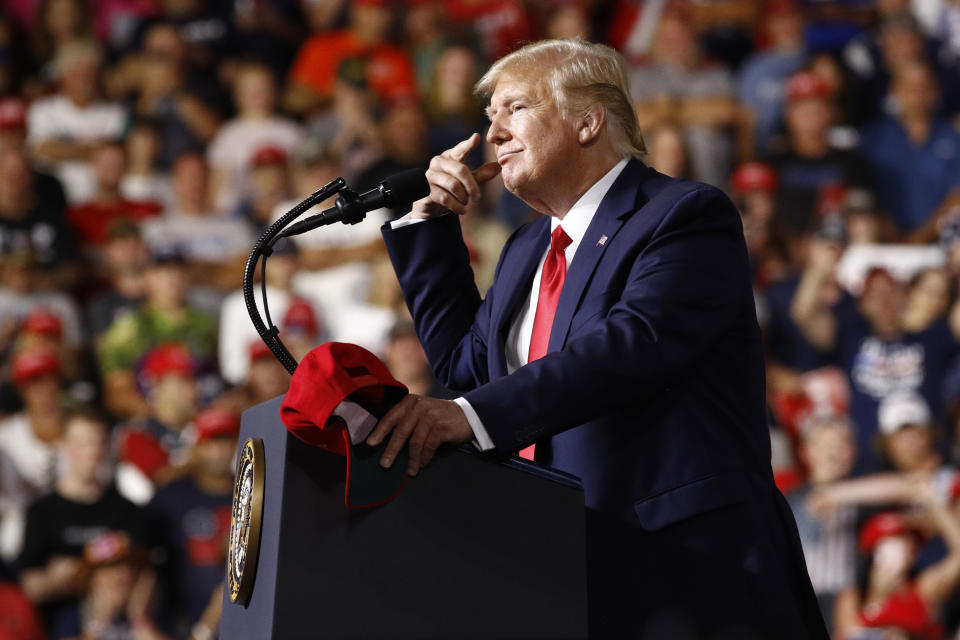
[452,397,495,452]
[389,213,427,229]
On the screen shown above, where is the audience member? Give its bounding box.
[792,263,959,473]
[284,0,416,115]
[49,530,168,640]
[98,247,217,419]
[860,60,960,237]
[766,71,872,241]
[834,493,960,638]
[84,220,148,342]
[148,406,238,636]
[789,414,859,628]
[26,41,126,204]
[207,62,303,212]
[738,0,807,155]
[18,408,148,619]
[141,152,253,291]
[0,148,74,276]
[0,346,65,497]
[630,11,737,187]
[114,342,199,504]
[119,118,173,207]
[65,140,163,252]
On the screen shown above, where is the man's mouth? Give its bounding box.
[498,149,520,163]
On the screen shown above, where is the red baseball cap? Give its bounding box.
[195,406,242,442]
[140,343,196,381]
[281,342,408,508]
[250,146,287,168]
[0,97,26,130]
[21,309,63,338]
[11,346,61,386]
[283,298,318,337]
[858,512,917,554]
[786,71,833,103]
[249,339,273,362]
[731,162,778,195]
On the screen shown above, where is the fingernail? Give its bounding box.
[408,466,418,476]
[381,457,391,468]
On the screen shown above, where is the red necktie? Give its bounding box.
[519,225,571,460]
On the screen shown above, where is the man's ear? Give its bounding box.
[577,104,606,145]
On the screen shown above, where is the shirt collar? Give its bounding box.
[550,159,629,245]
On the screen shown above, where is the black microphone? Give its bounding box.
[281,169,429,238]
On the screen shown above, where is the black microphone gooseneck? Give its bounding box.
[243,170,429,374]
[242,177,345,375]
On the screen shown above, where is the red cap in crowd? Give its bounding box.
[250,146,287,168]
[21,309,63,339]
[731,162,778,195]
[195,406,242,443]
[281,342,408,508]
[140,343,196,381]
[11,347,61,386]
[0,97,26,130]
[284,298,318,337]
[250,339,273,362]
[858,512,917,553]
[786,71,833,103]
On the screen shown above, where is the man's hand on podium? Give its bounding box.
[366,395,473,476]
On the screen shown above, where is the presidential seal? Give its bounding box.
[228,437,264,605]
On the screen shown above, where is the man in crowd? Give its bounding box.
[26,41,126,204]
[860,59,960,237]
[18,408,148,622]
[149,406,239,637]
[766,70,872,245]
[98,247,217,419]
[114,342,200,505]
[791,256,959,473]
[787,414,859,627]
[141,151,253,292]
[368,39,827,638]
[66,141,162,252]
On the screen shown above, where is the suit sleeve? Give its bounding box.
[464,187,755,454]
[382,214,507,391]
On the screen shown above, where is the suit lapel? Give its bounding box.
[548,159,652,353]
[490,215,550,377]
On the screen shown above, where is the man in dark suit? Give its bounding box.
[366,39,828,639]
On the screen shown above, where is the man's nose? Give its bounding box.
[486,116,509,145]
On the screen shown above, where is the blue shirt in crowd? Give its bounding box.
[860,115,960,231]
[738,50,805,155]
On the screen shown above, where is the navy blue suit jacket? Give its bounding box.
[383,159,827,637]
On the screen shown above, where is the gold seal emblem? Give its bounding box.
[228,437,265,605]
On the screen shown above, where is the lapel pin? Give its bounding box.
[597,235,608,247]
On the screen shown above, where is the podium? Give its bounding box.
[220,396,589,639]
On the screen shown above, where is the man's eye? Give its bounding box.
[510,104,525,113]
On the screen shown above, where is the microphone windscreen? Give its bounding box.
[382,169,430,207]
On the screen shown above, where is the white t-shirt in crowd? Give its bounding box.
[0,413,61,495]
[207,117,303,211]
[0,288,85,348]
[26,95,127,203]
[141,213,255,262]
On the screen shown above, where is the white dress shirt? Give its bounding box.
[392,159,628,450]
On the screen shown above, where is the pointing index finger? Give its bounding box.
[443,133,481,163]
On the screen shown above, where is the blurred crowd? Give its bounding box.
[0,0,958,638]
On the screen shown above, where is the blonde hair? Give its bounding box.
[475,38,646,158]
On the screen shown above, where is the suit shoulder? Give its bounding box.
[641,176,739,230]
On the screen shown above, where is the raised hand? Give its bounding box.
[411,133,501,219]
